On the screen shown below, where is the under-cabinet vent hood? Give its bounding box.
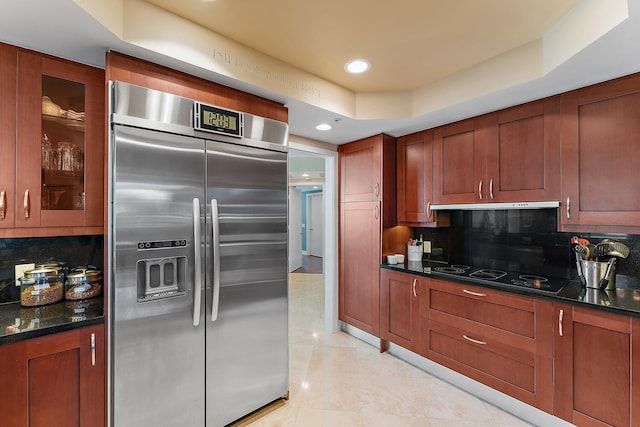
[430,201,560,210]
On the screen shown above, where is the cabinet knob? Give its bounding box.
[0,190,5,221]
[23,189,30,219]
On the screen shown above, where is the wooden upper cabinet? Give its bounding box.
[433,98,561,205]
[561,74,640,233]
[15,51,104,230]
[486,97,561,202]
[0,43,17,230]
[397,130,450,226]
[433,118,480,204]
[0,42,104,236]
[339,135,385,203]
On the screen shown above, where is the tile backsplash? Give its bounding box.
[414,209,640,282]
[0,235,104,304]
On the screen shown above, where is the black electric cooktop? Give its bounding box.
[422,261,569,294]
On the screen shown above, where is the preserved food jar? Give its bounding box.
[65,267,102,300]
[20,268,64,307]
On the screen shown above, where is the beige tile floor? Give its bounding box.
[233,273,534,427]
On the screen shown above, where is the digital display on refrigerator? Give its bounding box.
[195,103,243,137]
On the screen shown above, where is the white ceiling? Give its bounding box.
[1,0,640,145]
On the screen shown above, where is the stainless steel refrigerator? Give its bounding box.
[107,82,289,426]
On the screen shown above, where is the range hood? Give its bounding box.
[430,201,560,210]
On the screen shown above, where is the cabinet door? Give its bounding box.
[0,44,17,229]
[397,131,434,224]
[554,305,631,426]
[339,201,381,336]
[16,51,104,229]
[0,324,105,427]
[339,135,382,203]
[485,98,561,202]
[433,118,484,204]
[380,270,421,352]
[561,75,640,231]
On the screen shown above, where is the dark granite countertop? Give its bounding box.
[381,261,640,318]
[0,298,103,346]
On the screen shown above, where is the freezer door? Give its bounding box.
[111,125,206,426]
[206,140,289,426]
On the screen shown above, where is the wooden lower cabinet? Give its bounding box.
[425,279,553,412]
[0,324,105,427]
[554,305,638,427]
[380,269,427,352]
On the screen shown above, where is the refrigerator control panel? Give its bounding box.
[137,240,187,250]
[136,256,187,302]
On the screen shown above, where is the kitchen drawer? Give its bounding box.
[429,279,535,338]
[425,279,553,410]
[429,319,535,394]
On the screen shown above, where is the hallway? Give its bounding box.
[234,273,533,426]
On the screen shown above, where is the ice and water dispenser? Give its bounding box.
[136,240,188,302]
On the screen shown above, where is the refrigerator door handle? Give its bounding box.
[211,198,221,322]
[193,198,202,326]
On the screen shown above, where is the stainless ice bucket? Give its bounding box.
[579,259,616,290]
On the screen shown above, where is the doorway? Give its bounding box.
[288,187,303,272]
[288,143,339,333]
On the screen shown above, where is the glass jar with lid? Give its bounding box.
[65,267,102,300]
[20,268,64,307]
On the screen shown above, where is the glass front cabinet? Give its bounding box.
[15,50,103,231]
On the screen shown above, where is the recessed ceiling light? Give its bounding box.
[301,173,309,177]
[345,59,370,74]
[315,123,332,131]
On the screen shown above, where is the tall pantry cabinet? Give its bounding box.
[339,134,396,338]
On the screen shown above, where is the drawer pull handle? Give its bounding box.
[559,309,564,337]
[412,278,417,297]
[374,182,380,198]
[478,180,483,200]
[0,190,5,220]
[91,333,96,366]
[463,289,486,297]
[463,335,487,345]
[566,197,571,220]
[23,189,30,219]
[489,178,494,199]
[426,202,431,220]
